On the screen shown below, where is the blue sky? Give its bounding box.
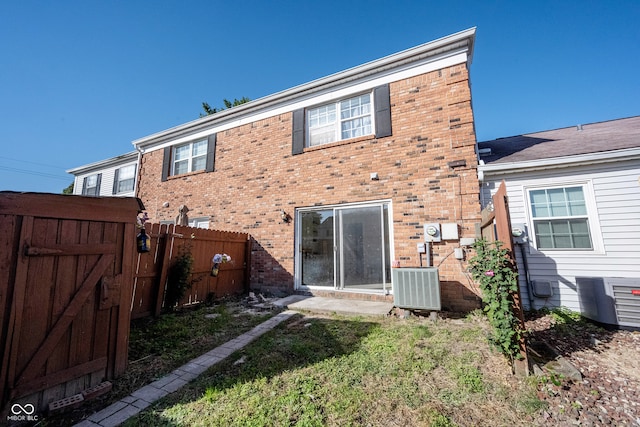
[1,1,638,193]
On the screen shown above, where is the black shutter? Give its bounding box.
[112,168,120,194]
[292,108,305,155]
[374,84,392,138]
[206,133,216,172]
[82,177,88,195]
[161,146,171,182]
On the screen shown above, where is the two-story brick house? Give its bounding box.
[133,28,482,311]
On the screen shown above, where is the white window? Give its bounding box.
[173,140,208,175]
[114,164,136,194]
[160,218,210,229]
[189,217,210,229]
[82,174,101,196]
[528,186,593,250]
[307,93,372,147]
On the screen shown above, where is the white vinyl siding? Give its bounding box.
[72,158,138,197]
[482,160,640,312]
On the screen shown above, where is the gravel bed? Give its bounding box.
[526,313,640,426]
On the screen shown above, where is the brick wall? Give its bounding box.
[137,63,482,312]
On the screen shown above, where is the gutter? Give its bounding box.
[478,147,640,181]
[134,146,143,197]
[65,151,138,175]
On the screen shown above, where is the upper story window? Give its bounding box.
[528,186,592,250]
[113,164,136,194]
[291,84,392,155]
[307,93,372,147]
[173,140,208,175]
[82,173,101,196]
[161,134,217,182]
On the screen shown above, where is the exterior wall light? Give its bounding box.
[280,210,292,223]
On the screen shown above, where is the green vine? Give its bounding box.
[165,245,195,310]
[468,239,523,363]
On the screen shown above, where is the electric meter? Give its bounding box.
[424,223,441,242]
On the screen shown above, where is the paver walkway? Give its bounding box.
[74,310,296,427]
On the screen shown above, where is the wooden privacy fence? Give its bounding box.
[0,192,141,414]
[479,181,528,375]
[131,223,250,319]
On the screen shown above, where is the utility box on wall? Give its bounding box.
[424,224,441,242]
[441,223,459,240]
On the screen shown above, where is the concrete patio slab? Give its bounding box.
[273,295,394,317]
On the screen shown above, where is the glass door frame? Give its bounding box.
[294,199,394,293]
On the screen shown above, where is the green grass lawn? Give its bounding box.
[122,310,545,427]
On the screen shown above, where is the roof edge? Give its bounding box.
[66,150,138,175]
[478,114,640,145]
[478,146,640,179]
[133,28,476,149]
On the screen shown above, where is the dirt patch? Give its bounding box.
[527,313,640,425]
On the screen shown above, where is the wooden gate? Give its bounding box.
[0,192,141,413]
[131,224,250,319]
[479,181,529,375]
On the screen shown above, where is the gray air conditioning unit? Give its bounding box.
[577,277,640,328]
[392,267,441,310]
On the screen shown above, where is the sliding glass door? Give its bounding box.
[300,209,335,287]
[298,202,391,292]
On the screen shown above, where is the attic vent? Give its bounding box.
[477,148,492,155]
[392,268,440,310]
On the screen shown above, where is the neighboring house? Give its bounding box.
[66,151,138,197]
[133,28,483,311]
[477,116,640,327]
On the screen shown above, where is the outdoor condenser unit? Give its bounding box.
[608,278,640,328]
[576,277,640,328]
[392,267,441,311]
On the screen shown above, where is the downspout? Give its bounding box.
[134,146,143,197]
[516,242,535,310]
[477,163,486,208]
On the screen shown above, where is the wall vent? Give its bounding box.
[392,268,440,310]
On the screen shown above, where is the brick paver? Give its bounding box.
[74,310,296,426]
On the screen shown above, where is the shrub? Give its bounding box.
[468,239,523,364]
[164,245,194,309]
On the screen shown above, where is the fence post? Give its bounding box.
[154,224,173,316]
[493,181,529,376]
[243,236,252,293]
